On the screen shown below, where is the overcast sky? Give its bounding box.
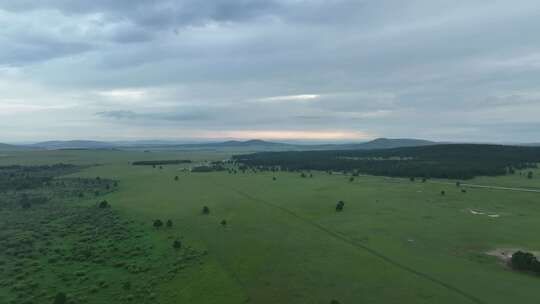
[1,0,539,143]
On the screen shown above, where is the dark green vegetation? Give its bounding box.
[234,144,540,179]
[511,251,540,274]
[1,148,540,303]
[191,165,226,172]
[132,160,192,166]
[0,164,204,304]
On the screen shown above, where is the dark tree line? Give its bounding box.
[132,160,191,166]
[233,144,540,180]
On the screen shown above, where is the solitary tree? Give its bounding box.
[173,240,182,249]
[166,219,173,228]
[440,190,446,196]
[153,219,163,229]
[349,177,355,182]
[202,206,210,215]
[273,176,277,181]
[174,176,179,181]
[336,200,345,212]
[410,177,415,182]
[511,251,538,272]
[221,219,227,227]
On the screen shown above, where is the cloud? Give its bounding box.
[1,1,540,142]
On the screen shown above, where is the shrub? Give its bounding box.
[98,200,109,208]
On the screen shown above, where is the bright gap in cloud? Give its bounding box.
[202,130,372,140]
[256,94,320,103]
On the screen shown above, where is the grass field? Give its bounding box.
[1,149,540,304]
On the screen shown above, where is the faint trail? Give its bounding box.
[429,181,540,193]
[210,180,486,304]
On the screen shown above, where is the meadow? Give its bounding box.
[1,149,539,304]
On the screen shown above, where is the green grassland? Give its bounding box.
[1,149,540,304]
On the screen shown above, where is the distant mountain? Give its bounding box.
[31,140,117,150]
[0,143,40,151]
[141,138,436,151]
[0,143,21,151]
[19,137,437,151]
[342,138,436,150]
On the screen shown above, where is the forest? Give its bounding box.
[233,144,540,179]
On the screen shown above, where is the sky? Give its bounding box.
[1,0,539,143]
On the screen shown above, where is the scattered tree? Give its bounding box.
[349,177,354,182]
[153,219,163,229]
[98,200,109,209]
[410,177,415,182]
[528,171,533,179]
[273,176,277,181]
[174,176,179,181]
[166,219,173,228]
[221,219,227,227]
[440,190,445,196]
[456,181,461,187]
[173,240,182,249]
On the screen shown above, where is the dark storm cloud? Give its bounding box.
[1,1,539,142]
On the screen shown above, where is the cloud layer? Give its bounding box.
[1,0,539,142]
